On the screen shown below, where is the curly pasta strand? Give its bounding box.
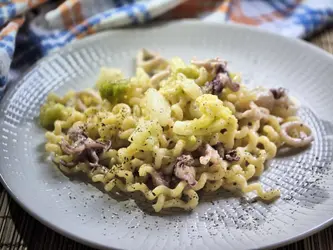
[40,52,313,212]
[225,174,280,200]
[161,189,199,211]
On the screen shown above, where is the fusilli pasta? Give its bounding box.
[40,50,314,212]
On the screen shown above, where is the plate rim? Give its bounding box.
[0,19,333,250]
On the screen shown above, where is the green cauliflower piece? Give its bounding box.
[95,67,129,103]
[96,68,124,88]
[98,79,129,103]
[40,102,67,130]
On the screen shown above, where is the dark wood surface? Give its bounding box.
[0,28,332,250]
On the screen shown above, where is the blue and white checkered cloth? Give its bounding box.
[0,0,332,98]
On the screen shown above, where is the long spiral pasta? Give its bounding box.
[40,50,314,212]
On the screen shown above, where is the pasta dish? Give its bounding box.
[40,49,314,212]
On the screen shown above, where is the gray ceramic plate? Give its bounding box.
[0,20,333,250]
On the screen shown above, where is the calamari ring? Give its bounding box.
[280,121,314,147]
[136,49,165,73]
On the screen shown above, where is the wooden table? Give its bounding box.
[0,28,332,250]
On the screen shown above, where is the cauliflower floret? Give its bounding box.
[95,67,130,103]
[40,102,68,129]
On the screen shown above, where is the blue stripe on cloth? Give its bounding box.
[265,0,292,16]
[0,76,7,87]
[7,3,16,18]
[293,5,333,34]
[126,5,139,24]
[28,2,152,55]
[136,3,151,22]
[0,42,14,58]
[2,35,15,42]
[0,3,17,25]
[36,9,115,53]
[28,31,53,55]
